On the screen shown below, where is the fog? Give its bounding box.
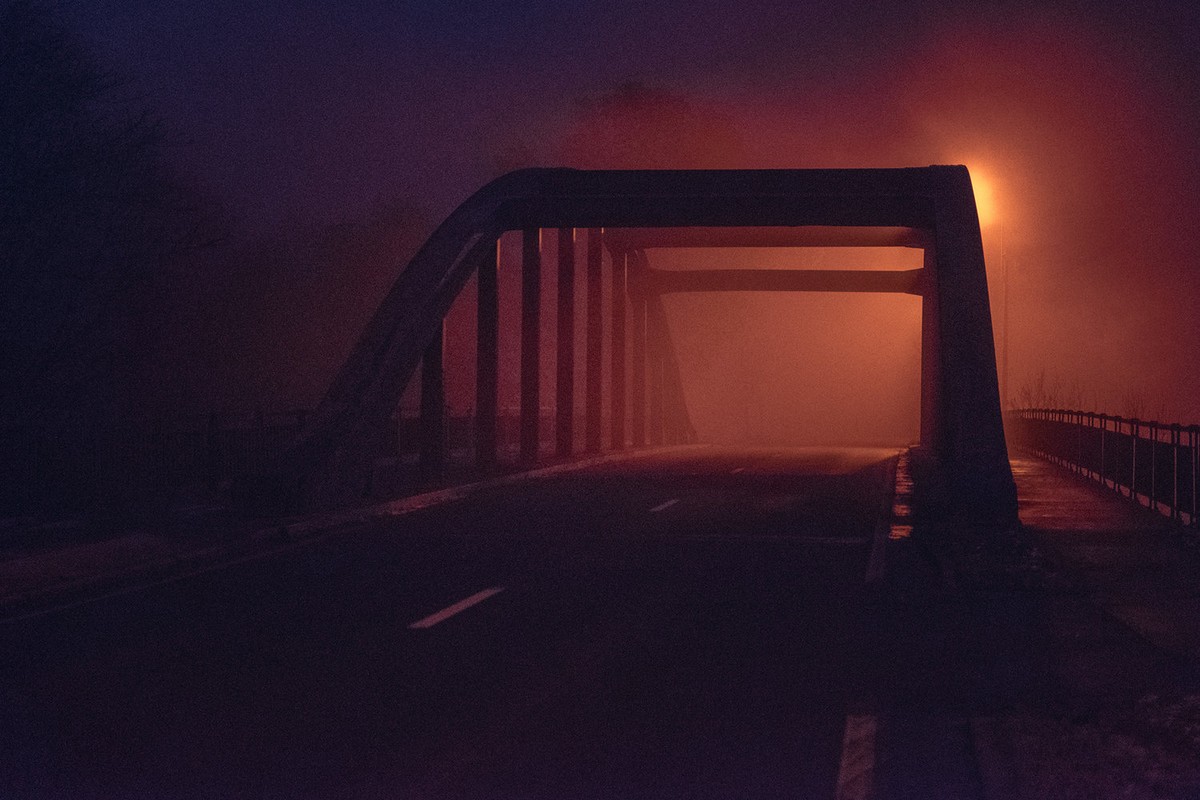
[537,23,1200,427]
[51,0,1200,429]
[654,248,922,445]
[456,236,926,447]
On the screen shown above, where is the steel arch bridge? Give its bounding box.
[252,166,1017,521]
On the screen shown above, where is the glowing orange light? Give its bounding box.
[969,169,998,228]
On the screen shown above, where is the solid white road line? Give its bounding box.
[649,499,680,513]
[835,713,878,800]
[408,587,505,630]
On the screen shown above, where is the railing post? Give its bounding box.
[475,239,499,469]
[1171,423,1181,522]
[1100,414,1107,488]
[610,248,627,450]
[1091,412,1099,481]
[1080,412,1089,474]
[520,228,541,465]
[585,228,603,453]
[1150,421,1158,511]
[1080,411,1087,474]
[1131,419,1138,501]
[419,320,446,476]
[556,228,576,458]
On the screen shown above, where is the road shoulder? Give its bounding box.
[923,455,1200,799]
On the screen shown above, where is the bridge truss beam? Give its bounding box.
[254,167,1015,523]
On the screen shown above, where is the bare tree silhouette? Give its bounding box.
[0,0,219,427]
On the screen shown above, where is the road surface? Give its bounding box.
[2,447,1005,798]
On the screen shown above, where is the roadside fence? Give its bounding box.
[0,410,524,516]
[1007,408,1199,529]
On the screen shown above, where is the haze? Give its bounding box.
[57,0,1200,435]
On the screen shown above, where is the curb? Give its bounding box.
[0,445,708,622]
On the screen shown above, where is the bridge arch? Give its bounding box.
[257,166,1016,521]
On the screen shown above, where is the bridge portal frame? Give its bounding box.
[605,226,939,469]
[265,166,1016,521]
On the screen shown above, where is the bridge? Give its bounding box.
[263,166,1016,521]
[4,167,1200,799]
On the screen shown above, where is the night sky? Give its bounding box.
[53,0,1200,424]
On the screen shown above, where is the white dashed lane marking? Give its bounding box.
[649,499,680,513]
[408,587,505,630]
[835,713,878,800]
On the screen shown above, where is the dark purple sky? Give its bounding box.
[60,0,1200,421]
[68,0,1200,224]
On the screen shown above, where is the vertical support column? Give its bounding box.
[585,229,604,453]
[926,165,1016,519]
[919,245,942,457]
[475,239,499,469]
[420,320,445,475]
[647,292,665,446]
[520,228,541,465]
[647,293,694,445]
[629,251,647,448]
[556,228,576,458]
[610,249,627,450]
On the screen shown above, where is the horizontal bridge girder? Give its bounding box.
[645,267,924,295]
[488,168,941,231]
[498,195,936,232]
[606,226,930,251]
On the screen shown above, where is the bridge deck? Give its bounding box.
[2,449,1199,797]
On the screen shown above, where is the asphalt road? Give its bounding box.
[1,447,1002,799]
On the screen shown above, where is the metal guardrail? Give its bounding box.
[1007,408,1199,528]
[0,410,561,516]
